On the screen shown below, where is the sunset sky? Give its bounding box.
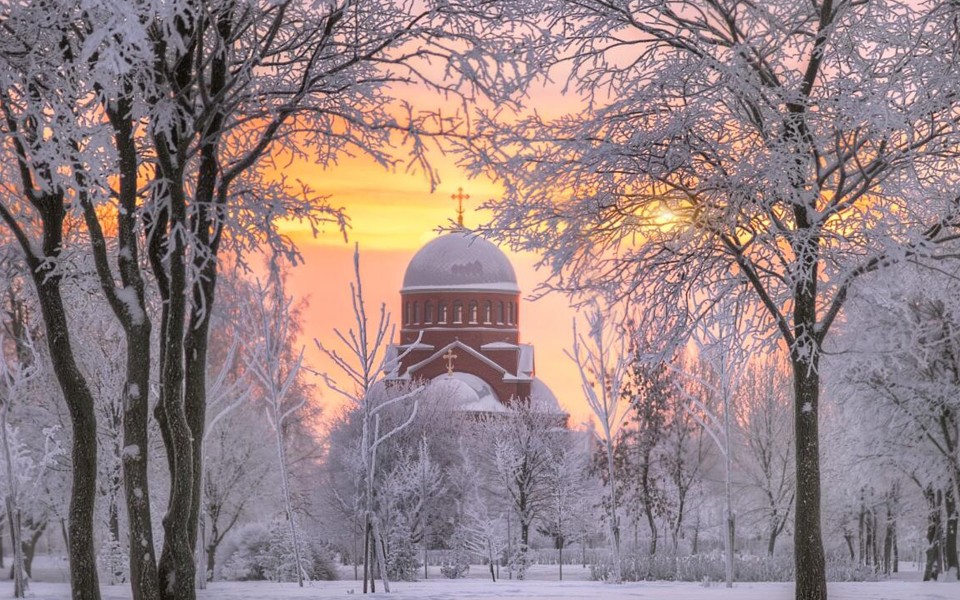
[280,151,591,426]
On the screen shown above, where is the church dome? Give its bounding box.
[428,372,508,413]
[402,232,519,293]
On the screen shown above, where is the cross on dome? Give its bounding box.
[451,187,470,227]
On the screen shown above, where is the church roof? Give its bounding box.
[401,232,520,293]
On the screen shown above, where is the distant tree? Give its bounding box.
[477,402,558,579]
[538,433,589,581]
[567,303,630,582]
[736,356,795,557]
[318,247,424,594]
[838,264,960,579]
[617,352,673,557]
[244,261,311,586]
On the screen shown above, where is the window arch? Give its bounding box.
[413,301,420,324]
[453,301,463,324]
[423,301,433,324]
[496,301,504,325]
[438,301,448,324]
[507,301,515,325]
[405,301,412,325]
[483,301,492,324]
[468,300,478,324]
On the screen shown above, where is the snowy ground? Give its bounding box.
[5,563,959,600]
[7,578,960,600]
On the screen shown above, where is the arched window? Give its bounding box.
[483,301,492,324]
[507,301,514,325]
[496,301,504,325]
[413,301,420,324]
[424,301,433,324]
[405,301,411,325]
[468,301,478,324]
[438,302,448,324]
[453,301,463,324]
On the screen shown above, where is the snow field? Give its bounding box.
[6,575,959,600]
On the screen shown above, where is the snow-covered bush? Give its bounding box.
[222,520,337,582]
[440,527,471,579]
[591,553,882,583]
[386,515,421,581]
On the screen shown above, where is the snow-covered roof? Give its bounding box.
[401,232,520,293]
[480,341,519,350]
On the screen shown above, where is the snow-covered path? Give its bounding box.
[7,579,959,600]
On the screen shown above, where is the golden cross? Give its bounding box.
[443,348,458,374]
[451,187,470,227]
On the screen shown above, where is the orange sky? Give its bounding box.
[280,151,592,427]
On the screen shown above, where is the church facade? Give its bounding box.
[385,232,561,415]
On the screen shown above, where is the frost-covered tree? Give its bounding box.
[837,263,960,579]
[476,402,559,579]
[319,247,424,593]
[567,303,630,582]
[737,356,795,557]
[244,261,312,587]
[539,432,589,581]
[1,1,524,598]
[459,3,960,597]
[616,353,673,557]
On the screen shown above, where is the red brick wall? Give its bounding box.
[398,289,531,406]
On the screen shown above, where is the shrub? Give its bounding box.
[221,520,338,582]
[440,527,471,579]
[591,553,883,583]
[386,515,421,581]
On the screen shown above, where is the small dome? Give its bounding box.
[531,377,564,414]
[402,232,519,293]
[428,372,507,413]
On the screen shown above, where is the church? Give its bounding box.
[385,225,564,418]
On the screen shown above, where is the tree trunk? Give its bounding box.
[123,324,161,600]
[603,441,621,583]
[558,544,563,581]
[102,97,163,600]
[883,513,893,575]
[645,510,657,556]
[768,518,780,557]
[923,486,942,581]
[152,183,197,600]
[33,277,102,600]
[363,521,370,593]
[22,522,45,579]
[944,487,958,579]
[792,354,826,600]
[205,538,217,583]
[692,516,700,555]
[273,413,304,587]
[843,532,855,562]
[184,293,213,552]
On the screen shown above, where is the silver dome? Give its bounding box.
[401,233,519,293]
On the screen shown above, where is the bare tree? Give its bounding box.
[318,246,423,594]
[459,3,960,598]
[669,324,745,588]
[567,303,630,582]
[737,356,796,557]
